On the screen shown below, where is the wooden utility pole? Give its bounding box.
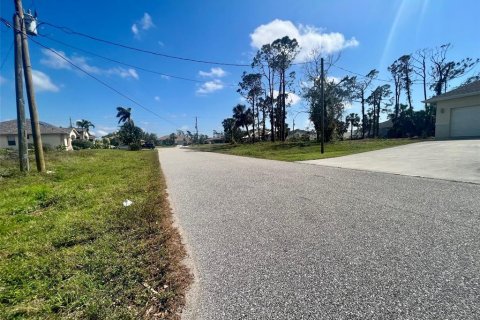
[15,0,45,172]
[320,57,325,154]
[13,13,29,171]
[195,116,198,144]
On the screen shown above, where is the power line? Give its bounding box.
[39,33,237,87]
[20,18,461,88]
[0,40,14,70]
[29,38,180,127]
[1,13,180,126]
[40,20,251,67]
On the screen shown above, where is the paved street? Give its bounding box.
[159,147,480,319]
[301,140,480,184]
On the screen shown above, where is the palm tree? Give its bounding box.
[76,119,95,139]
[232,104,254,142]
[116,106,132,124]
[346,113,360,140]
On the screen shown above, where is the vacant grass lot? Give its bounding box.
[0,149,189,319]
[192,139,422,161]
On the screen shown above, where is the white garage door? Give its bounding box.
[450,105,480,137]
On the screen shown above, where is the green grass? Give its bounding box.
[0,149,189,319]
[192,138,423,161]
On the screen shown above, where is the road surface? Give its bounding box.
[159,147,480,319]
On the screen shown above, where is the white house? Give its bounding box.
[0,119,79,151]
[425,80,480,139]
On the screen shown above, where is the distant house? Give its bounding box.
[425,80,480,139]
[287,129,316,141]
[0,119,78,150]
[75,128,95,141]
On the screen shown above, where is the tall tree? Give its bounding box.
[367,85,391,137]
[271,36,299,141]
[303,52,356,142]
[412,48,431,110]
[398,55,414,109]
[257,97,267,139]
[116,106,132,124]
[75,119,95,134]
[232,104,254,141]
[429,43,479,95]
[354,69,378,138]
[237,72,263,143]
[253,44,276,142]
[388,59,403,119]
[346,113,360,140]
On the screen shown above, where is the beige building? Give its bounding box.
[0,119,79,151]
[425,80,480,139]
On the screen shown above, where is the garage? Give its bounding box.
[450,105,480,137]
[425,80,480,139]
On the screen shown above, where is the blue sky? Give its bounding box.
[1,0,479,137]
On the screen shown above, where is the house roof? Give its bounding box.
[0,119,74,135]
[424,80,480,103]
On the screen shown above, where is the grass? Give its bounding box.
[192,138,424,161]
[0,149,190,319]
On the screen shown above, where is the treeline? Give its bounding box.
[223,41,478,143]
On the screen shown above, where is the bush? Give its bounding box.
[72,139,94,150]
[56,145,67,151]
[129,142,142,151]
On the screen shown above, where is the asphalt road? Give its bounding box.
[159,147,480,319]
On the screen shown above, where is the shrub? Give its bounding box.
[129,142,142,151]
[72,139,93,150]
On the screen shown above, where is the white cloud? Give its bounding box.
[132,13,155,37]
[199,67,227,78]
[131,24,139,36]
[31,70,59,92]
[196,79,224,95]
[180,125,189,131]
[140,13,154,30]
[154,96,160,101]
[40,49,139,80]
[161,75,170,80]
[250,19,359,62]
[96,129,108,136]
[273,90,301,106]
[110,68,139,79]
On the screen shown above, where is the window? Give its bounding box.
[7,135,16,146]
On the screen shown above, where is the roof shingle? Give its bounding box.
[0,119,73,135]
[425,80,480,102]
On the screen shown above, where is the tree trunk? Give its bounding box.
[256,95,260,142]
[251,100,255,144]
[281,70,286,141]
[270,71,275,142]
[422,58,427,110]
[262,103,266,140]
[361,91,365,139]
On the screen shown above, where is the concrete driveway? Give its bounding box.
[301,139,480,184]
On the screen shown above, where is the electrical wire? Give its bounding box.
[40,20,251,67]
[29,37,180,127]
[18,18,454,88]
[0,41,14,70]
[39,33,237,87]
